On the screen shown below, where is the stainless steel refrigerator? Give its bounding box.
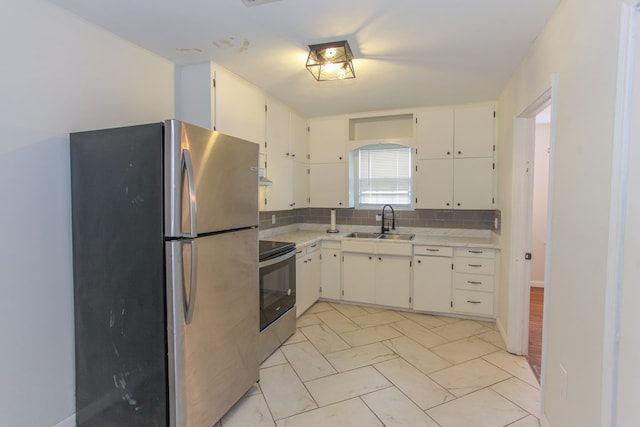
[70,120,259,426]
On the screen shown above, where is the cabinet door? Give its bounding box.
[309,163,348,208]
[213,66,265,145]
[309,117,346,163]
[414,159,454,209]
[290,111,309,161]
[454,103,495,158]
[413,256,452,313]
[342,253,375,304]
[375,256,411,309]
[265,98,293,211]
[414,107,454,159]
[296,254,319,317]
[453,158,494,209]
[292,161,310,209]
[308,250,321,305]
[321,248,341,300]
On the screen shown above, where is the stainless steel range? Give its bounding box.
[258,240,296,362]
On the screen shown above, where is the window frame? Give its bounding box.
[353,143,413,209]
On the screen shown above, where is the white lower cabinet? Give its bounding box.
[320,241,342,300]
[374,255,412,309]
[342,253,376,304]
[413,246,453,313]
[341,241,412,308]
[296,243,321,317]
[452,248,496,316]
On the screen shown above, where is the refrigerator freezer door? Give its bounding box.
[165,120,259,238]
[166,228,259,427]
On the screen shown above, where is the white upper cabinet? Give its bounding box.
[290,111,309,162]
[415,103,495,159]
[174,62,266,145]
[414,107,454,159]
[453,103,495,158]
[414,159,454,209]
[213,66,266,145]
[309,117,346,163]
[453,158,495,209]
[309,162,350,208]
[264,97,293,211]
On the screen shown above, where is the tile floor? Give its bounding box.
[216,302,541,427]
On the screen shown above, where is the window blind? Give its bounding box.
[358,146,411,205]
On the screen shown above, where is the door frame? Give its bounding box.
[602,1,640,425]
[507,79,558,361]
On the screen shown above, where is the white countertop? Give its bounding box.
[260,224,500,249]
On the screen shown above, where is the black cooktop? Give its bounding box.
[259,240,296,261]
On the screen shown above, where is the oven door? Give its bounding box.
[259,249,296,331]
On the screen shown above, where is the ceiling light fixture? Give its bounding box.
[306,40,355,81]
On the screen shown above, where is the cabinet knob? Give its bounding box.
[458,151,462,155]
[446,202,450,206]
[286,152,290,156]
[417,259,421,263]
[339,202,342,206]
[339,156,343,160]
[457,203,461,206]
[292,153,296,157]
[378,257,382,261]
[333,254,337,257]
[447,151,451,155]
[369,256,372,260]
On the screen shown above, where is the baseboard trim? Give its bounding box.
[530,281,545,288]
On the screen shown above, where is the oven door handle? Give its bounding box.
[259,249,296,268]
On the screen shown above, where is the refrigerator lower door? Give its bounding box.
[166,228,258,427]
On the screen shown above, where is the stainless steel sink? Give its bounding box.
[344,232,381,239]
[377,233,415,241]
[344,232,415,241]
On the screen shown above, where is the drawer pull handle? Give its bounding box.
[296,250,303,254]
[469,250,483,254]
[310,244,317,248]
[467,281,482,285]
[426,248,440,252]
[468,264,483,268]
[467,300,482,304]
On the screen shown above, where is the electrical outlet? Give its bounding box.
[271,214,276,225]
[375,213,382,222]
[560,364,568,399]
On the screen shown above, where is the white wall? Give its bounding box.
[531,121,550,285]
[0,1,174,425]
[496,0,625,425]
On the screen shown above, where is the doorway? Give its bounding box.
[507,82,556,377]
[527,106,551,380]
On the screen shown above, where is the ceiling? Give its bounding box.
[46,0,560,118]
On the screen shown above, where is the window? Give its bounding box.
[357,145,412,206]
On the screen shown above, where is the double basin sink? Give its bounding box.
[344,232,415,241]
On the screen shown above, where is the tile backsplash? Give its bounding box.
[260,208,501,233]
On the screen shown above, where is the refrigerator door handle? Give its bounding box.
[182,148,198,238]
[184,240,198,324]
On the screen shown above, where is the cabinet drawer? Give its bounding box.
[453,290,494,316]
[414,245,453,257]
[455,273,494,292]
[306,242,320,254]
[456,257,495,275]
[322,240,341,250]
[455,248,495,259]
